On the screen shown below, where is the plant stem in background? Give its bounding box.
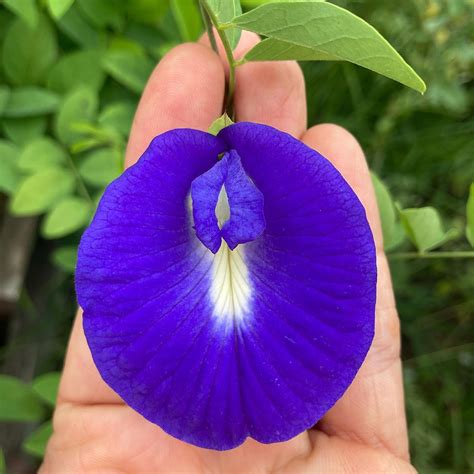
[199,1,237,118]
[389,251,474,260]
[199,3,218,53]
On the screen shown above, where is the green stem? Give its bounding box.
[389,251,474,260]
[66,155,93,204]
[199,0,237,118]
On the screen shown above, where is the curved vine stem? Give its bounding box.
[199,0,237,118]
[389,251,474,260]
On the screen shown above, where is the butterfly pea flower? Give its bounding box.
[76,122,376,451]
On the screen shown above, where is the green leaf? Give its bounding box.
[22,421,52,458]
[10,168,75,216]
[2,116,47,145]
[77,0,124,30]
[399,207,456,253]
[3,14,58,86]
[52,245,78,273]
[47,50,105,94]
[55,87,98,145]
[126,0,170,25]
[79,148,122,187]
[103,50,154,94]
[233,2,426,93]
[98,102,135,137]
[205,0,242,49]
[466,183,474,247]
[32,372,61,406]
[208,112,234,135]
[18,138,67,173]
[0,375,45,422]
[42,196,91,238]
[170,0,202,42]
[371,173,404,251]
[2,0,38,28]
[47,0,76,20]
[0,140,21,194]
[0,86,10,116]
[2,88,60,118]
[57,4,103,48]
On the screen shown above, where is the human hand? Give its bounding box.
[41,32,415,473]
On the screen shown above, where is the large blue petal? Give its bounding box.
[76,124,376,450]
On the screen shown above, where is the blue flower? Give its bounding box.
[76,122,376,450]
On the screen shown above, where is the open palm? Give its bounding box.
[41,33,415,473]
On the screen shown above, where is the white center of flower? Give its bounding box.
[211,185,251,324]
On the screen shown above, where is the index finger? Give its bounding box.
[58,43,226,406]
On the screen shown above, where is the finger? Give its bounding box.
[200,30,307,137]
[125,42,226,167]
[302,124,409,461]
[59,43,226,406]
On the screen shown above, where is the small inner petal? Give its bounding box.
[191,150,266,253]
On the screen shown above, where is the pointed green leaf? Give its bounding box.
[0,375,45,422]
[18,138,67,173]
[234,2,426,93]
[77,0,124,30]
[79,148,122,187]
[47,0,76,20]
[371,173,404,251]
[55,87,98,145]
[47,49,105,94]
[22,421,53,458]
[2,116,47,145]
[10,168,75,216]
[399,207,456,253]
[467,183,474,247]
[32,372,61,406]
[0,140,21,194]
[2,88,60,118]
[3,14,58,86]
[52,246,78,273]
[205,0,242,49]
[103,50,154,94]
[42,196,92,238]
[2,0,38,28]
[170,0,202,42]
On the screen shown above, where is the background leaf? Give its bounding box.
[170,0,202,42]
[399,207,456,253]
[47,0,76,20]
[10,168,75,216]
[2,0,38,29]
[54,87,98,145]
[2,14,58,86]
[47,49,105,94]
[32,372,61,406]
[2,87,60,118]
[57,4,104,47]
[17,137,67,173]
[98,101,135,137]
[234,2,426,93]
[371,172,404,251]
[2,116,47,145]
[52,246,78,273]
[0,375,45,422]
[0,139,20,194]
[102,49,154,94]
[22,421,52,458]
[0,86,10,116]
[78,148,122,187]
[41,196,91,238]
[466,183,474,247]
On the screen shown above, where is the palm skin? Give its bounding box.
[41,33,416,473]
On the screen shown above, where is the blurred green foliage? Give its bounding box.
[0,0,472,472]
